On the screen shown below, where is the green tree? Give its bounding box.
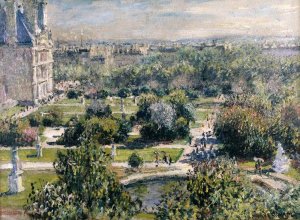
[67,89,79,99]
[128,152,144,169]
[25,142,140,219]
[155,157,295,220]
[86,100,112,119]
[214,106,276,158]
[83,117,119,145]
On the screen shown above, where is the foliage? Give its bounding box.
[155,182,198,220]
[0,120,21,146]
[214,106,276,158]
[221,94,299,154]
[83,117,119,145]
[59,119,85,146]
[115,119,132,143]
[54,45,300,99]
[21,127,38,145]
[149,102,176,129]
[28,113,42,127]
[156,157,300,220]
[25,143,140,219]
[86,100,112,119]
[96,89,109,99]
[0,120,37,147]
[167,90,188,107]
[128,152,144,169]
[41,106,63,127]
[118,88,131,99]
[67,89,79,99]
[137,93,159,121]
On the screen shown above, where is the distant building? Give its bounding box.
[0,0,53,105]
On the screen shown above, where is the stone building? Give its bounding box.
[0,0,53,105]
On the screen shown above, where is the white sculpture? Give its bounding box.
[272,143,290,173]
[8,147,25,193]
[111,144,116,160]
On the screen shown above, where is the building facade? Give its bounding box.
[0,0,53,105]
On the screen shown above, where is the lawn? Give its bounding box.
[238,160,272,170]
[55,98,82,105]
[0,148,67,164]
[113,148,184,163]
[0,147,183,164]
[39,105,85,113]
[286,167,300,181]
[0,170,58,208]
[194,109,213,122]
[0,106,26,120]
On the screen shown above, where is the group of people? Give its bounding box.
[154,151,172,166]
[190,130,217,161]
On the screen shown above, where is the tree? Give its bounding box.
[149,102,176,129]
[25,142,140,219]
[67,89,79,99]
[128,152,144,170]
[96,89,109,99]
[86,99,112,119]
[58,119,85,147]
[41,106,63,127]
[118,88,131,119]
[83,117,119,145]
[136,93,159,121]
[155,157,300,220]
[214,106,276,158]
[167,90,188,107]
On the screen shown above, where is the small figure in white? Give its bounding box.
[111,143,116,160]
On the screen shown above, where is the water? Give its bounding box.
[126,179,183,211]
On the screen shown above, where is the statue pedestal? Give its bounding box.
[8,170,25,193]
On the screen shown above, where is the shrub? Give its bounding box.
[128,152,144,169]
[59,120,85,146]
[86,100,112,119]
[25,143,140,219]
[96,89,109,99]
[214,106,276,158]
[156,157,300,220]
[83,117,119,145]
[41,107,63,127]
[67,89,79,99]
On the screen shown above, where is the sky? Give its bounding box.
[47,0,300,41]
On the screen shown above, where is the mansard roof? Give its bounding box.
[16,7,34,44]
[0,6,6,44]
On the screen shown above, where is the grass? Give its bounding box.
[0,149,67,164]
[238,160,272,170]
[55,98,82,104]
[194,110,212,122]
[133,213,155,220]
[112,112,134,120]
[0,106,26,120]
[286,167,300,181]
[0,148,183,164]
[0,170,58,208]
[39,105,85,113]
[110,148,184,163]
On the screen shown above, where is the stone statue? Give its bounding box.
[36,134,42,158]
[8,147,25,193]
[272,142,290,173]
[111,144,116,160]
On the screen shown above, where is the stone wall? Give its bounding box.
[0,46,34,101]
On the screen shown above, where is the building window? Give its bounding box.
[40,52,48,62]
